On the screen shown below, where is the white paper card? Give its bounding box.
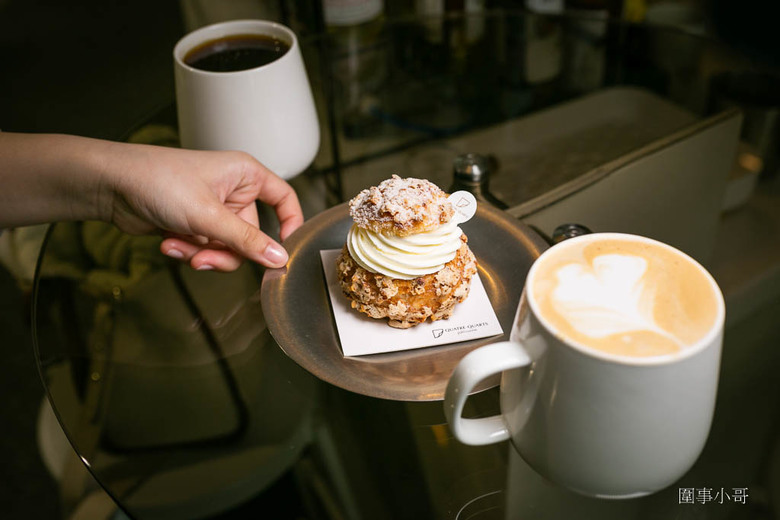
[320,249,504,357]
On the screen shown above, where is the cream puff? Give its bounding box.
[337,175,477,328]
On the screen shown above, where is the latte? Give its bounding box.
[530,235,720,358]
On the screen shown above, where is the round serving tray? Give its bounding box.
[261,202,548,402]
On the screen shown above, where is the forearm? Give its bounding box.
[0,132,117,228]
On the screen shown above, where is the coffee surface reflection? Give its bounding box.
[184,34,291,72]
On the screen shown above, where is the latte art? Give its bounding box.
[531,237,720,357]
[551,254,681,346]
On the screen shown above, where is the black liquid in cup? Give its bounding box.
[184,34,290,72]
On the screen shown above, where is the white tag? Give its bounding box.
[448,191,478,224]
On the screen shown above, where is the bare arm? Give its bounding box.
[0,133,113,226]
[0,132,304,271]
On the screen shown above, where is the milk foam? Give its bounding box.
[347,220,463,279]
[532,237,720,358]
[551,254,681,347]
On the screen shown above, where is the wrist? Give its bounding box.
[80,137,123,224]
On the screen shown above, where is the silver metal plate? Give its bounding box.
[261,203,548,401]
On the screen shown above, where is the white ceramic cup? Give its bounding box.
[444,233,725,498]
[174,20,320,179]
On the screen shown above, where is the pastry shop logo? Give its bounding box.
[432,322,489,338]
[448,191,477,224]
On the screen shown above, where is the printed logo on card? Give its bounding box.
[432,322,491,340]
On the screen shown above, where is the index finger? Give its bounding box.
[253,164,304,242]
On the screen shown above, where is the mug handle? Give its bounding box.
[444,341,532,446]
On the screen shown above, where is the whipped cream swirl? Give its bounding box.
[347,220,463,279]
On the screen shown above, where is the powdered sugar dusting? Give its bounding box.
[349,175,454,236]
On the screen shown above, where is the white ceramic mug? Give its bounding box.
[444,233,725,498]
[174,20,320,179]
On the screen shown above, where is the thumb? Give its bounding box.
[196,206,289,268]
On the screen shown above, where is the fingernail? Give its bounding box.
[262,242,288,266]
[165,248,184,259]
[196,264,214,271]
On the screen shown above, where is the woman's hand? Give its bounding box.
[106,143,303,272]
[0,133,303,272]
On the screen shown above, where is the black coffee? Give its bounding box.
[184,34,290,72]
